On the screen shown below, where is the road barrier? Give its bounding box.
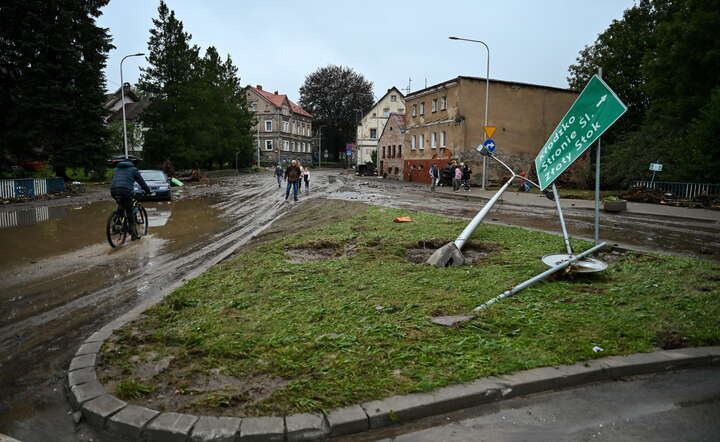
[632,180,720,199]
[0,178,65,199]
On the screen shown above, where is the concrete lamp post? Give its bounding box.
[449,36,490,190]
[120,53,145,159]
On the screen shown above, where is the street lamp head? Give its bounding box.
[449,36,459,40]
[133,53,145,57]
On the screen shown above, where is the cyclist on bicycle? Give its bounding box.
[110,157,151,240]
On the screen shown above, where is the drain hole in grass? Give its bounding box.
[405,239,500,265]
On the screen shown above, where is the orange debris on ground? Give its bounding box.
[393,217,413,223]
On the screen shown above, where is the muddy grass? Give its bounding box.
[98,200,720,417]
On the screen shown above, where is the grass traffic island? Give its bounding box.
[98,200,720,417]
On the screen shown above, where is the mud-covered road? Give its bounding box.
[1,171,717,442]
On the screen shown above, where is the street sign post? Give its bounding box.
[534,75,627,190]
[483,138,496,153]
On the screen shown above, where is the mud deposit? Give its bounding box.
[99,334,288,416]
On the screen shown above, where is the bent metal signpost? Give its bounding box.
[534,75,627,190]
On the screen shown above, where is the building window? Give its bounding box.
[441,96,448,110]
[420,102,425,115]
[283,140,289,151]
[265,120,272,132]
[370,128,377,139]
[383,108,390,117]
[250,102,256,111]
[265,140,273,151]
[282,121,289,132]
[412,104,417,117]
[391,94,397,102]
[394,167,399,175]
[431,132,437,148]
[419,134,425,150]
[440,130,446,148]
[392,146,396,158]
[398,146,402,157]
[431,99,437,112]
[291,122,296,134]
[411,135,416,150]
[382,146,386,158]
[282,106,289,115]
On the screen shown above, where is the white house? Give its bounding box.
[355,87,405,167]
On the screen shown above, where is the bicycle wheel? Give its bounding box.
[134,205,148,237]
[106,209,127,247]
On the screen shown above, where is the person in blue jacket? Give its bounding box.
[110,158,151,240]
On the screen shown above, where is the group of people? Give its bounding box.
[428,161,472,192]
[274,160,310,202]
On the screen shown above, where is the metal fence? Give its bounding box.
[631,180,720,199]
[0,178,65,199]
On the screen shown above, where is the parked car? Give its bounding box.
[134,169,171,201]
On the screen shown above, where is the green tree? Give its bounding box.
[186,47,254,168]
[299,65,374,159]
[567,0,720,186]
[139,2,253,169]
[0,0,114,178]
[139,0,200,168]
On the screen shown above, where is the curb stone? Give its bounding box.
[69,313,720,440]
[0,434,23,442]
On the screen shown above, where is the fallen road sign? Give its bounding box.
[534,75,627,190]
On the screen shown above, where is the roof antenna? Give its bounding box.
[404,77,412,95]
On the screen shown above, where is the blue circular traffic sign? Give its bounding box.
[483,138,496,152]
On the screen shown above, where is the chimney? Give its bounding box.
[256,85,262,90]
[274,90,278,95]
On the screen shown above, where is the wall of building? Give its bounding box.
[404,77,588,187]
[377,113,406,180]
[246,88,314,166]
[356,89,405,166]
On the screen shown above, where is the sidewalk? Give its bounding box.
[428,185,720,222]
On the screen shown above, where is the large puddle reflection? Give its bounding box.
[0,198,227,270]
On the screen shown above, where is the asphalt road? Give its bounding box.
[348,367,720,442]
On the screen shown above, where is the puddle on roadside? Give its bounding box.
[0,198,228,271]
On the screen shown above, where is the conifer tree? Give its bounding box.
[0,0,113,178]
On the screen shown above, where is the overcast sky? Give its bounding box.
[99,0,636,102]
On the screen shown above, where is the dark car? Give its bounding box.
[133,169,171,201]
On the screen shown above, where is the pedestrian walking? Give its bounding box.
[429,163,440,192]
[274,164,283,188]
[461,163,472,191]
[284,160,302,201]
[518,171,532,192]
[453,162,462,191]
[297,161,304,192]
[302,167,310,191]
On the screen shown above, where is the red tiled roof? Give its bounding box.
[249,86,312,118]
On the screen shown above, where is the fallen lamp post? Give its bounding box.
[428,144,608,326]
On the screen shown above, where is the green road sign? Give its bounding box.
[534,75,627,190]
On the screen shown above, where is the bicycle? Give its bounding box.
[106,195,148,248]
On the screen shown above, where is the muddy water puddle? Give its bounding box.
[0,198,227,327]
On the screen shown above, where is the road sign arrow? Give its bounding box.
[595,94,607,107]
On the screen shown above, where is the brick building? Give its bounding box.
[245,85,313,166]
[403,76,587,186]
[377,113,405,180]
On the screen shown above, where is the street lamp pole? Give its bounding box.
[318,126,324,169]
[449,36,490,190]
[120,53,145,159]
